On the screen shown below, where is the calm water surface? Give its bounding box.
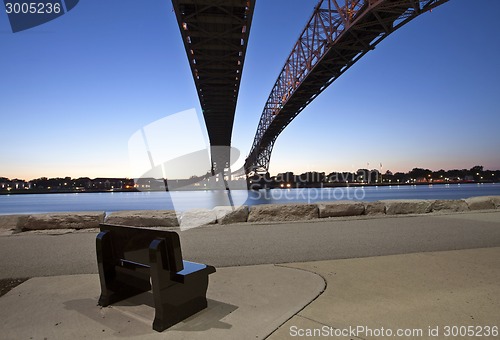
[0,183,498,215]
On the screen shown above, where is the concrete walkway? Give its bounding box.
[271,247,500,340]
[1,247,499,339]
[1,211,499,339]
[0,265,325,339]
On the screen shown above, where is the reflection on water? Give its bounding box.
[0,183,498,215]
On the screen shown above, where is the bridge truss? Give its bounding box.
[244,0,448,174]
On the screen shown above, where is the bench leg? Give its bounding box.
[149,239,210,332]
[96,230,116,306]
[96,230,150,306]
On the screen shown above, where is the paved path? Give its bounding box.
[1,211,499,279]
[270,247,500,340]
[1,248,498,339]
[0,265,325,339]
[0,211,499,339]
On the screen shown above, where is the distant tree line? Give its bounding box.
[0,177,136,193]
[248,165,500,189]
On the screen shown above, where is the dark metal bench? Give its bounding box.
[96,223,216,331]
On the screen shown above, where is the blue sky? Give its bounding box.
[1,0,499,180]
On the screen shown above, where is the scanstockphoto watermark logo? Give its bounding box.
[128,108,248,231]
[3,0,79,33]
[128,109,367,230]
[251,185,366,202]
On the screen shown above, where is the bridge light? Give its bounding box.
[182,22,188,30]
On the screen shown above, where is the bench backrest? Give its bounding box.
[99,223,184,273]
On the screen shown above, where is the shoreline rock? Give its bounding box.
[383,200,434,215]
[214,205,249,225]
[104,210,179,228]
[431,200,469,213]
[318,201,365,218]
[465,196,496,210]
[180,209,217,230]
[364,201,386,215]
[16,212,105,231]
[248,204,318,222]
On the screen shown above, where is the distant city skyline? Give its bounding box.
[2,164,499,183]
[1,1,499,179]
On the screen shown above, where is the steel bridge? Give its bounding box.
[172,0,448,176]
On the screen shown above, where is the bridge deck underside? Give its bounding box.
[172,0,254,149]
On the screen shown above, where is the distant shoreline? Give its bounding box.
[0,188,140,196]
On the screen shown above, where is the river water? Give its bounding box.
[0,183,498,215]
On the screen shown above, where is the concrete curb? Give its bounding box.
[1,195,499,232]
